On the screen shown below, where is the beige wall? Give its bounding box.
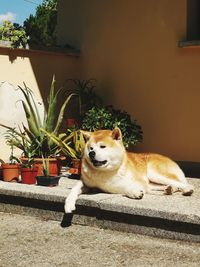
[57,0,200,162]
[0,47,81,161]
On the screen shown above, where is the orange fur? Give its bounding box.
[64,128,194,213]
[81,128,194,196]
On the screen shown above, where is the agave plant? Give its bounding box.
[0,76,77,158]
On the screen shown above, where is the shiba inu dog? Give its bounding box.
[64,128,194,213]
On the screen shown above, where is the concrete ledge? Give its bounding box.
[0,177,199,242]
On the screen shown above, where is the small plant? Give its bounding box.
[64,79,102,121]
[70,130,85,159]
[20,150,35,169]
[3,128,20,164]
[36,155,61,186]
[42,156,50,176]
[81,106,143,148]
[0,20,28,48]
[18,131,37,168]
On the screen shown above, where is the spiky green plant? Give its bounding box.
[0,76,77,158]
[41,128,85,159]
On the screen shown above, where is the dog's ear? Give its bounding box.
[112,127,122,141]
[80,130,92,141]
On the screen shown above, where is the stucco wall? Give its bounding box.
[0,47,80,161]
[57,0,200,162]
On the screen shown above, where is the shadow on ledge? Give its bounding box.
[177,161,200,178]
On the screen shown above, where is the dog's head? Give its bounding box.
[81,128,126,171]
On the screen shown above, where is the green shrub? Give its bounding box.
[81,106,143,148]
[0,20,28,48]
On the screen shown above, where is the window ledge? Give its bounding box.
[178,40,200,48]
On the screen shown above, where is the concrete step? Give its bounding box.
[0,177,199,242]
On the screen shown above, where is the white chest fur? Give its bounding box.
[81,161,145,195]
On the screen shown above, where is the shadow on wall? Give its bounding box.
[0,48,81,160]
[29,50,81,120]
[2,47,81,102]
[5,48,81,120]
[30,54,80,88]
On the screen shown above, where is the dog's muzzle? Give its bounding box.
[89,151,107,167]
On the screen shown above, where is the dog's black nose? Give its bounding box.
[89,151,96,159]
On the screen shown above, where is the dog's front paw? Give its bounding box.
[64,197,76,213]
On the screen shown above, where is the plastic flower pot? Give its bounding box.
[21,166,38,185]
[36,175,60,187]
[2,163,20,182]
[69,159,81,179]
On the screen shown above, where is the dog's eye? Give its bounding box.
[89,147,94,150]
[100,145,106,149]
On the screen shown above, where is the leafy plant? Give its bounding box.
[3,128,20,164]
[41,129,85,159]
[64,79,102,122]
[0,20,28,48]
[81,106,143,148]
[24,0,57,48]
[0,76,76,158]
[71,130,85,159]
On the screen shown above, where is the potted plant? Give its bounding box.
[81,106,143,149]
[3,127,38,184]
[21,164,38,185]
[36,157,60,186]
[68,130,85,176]
[20,151,38,185]
[64,79,102,126]
[41,129,85,179]
[1,128,20,182]
[2,160,20,183]
[0,76,77,176]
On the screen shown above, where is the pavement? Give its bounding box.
[1,212,200,267]
[0,176,199,242]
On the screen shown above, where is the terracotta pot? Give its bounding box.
[36,175,60,186]
[2,163,20,182]
[66,118,78,128]
[21,157,64,176]
[21,166,38,185]
[68,159,81,180]
[72,159,81,168]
